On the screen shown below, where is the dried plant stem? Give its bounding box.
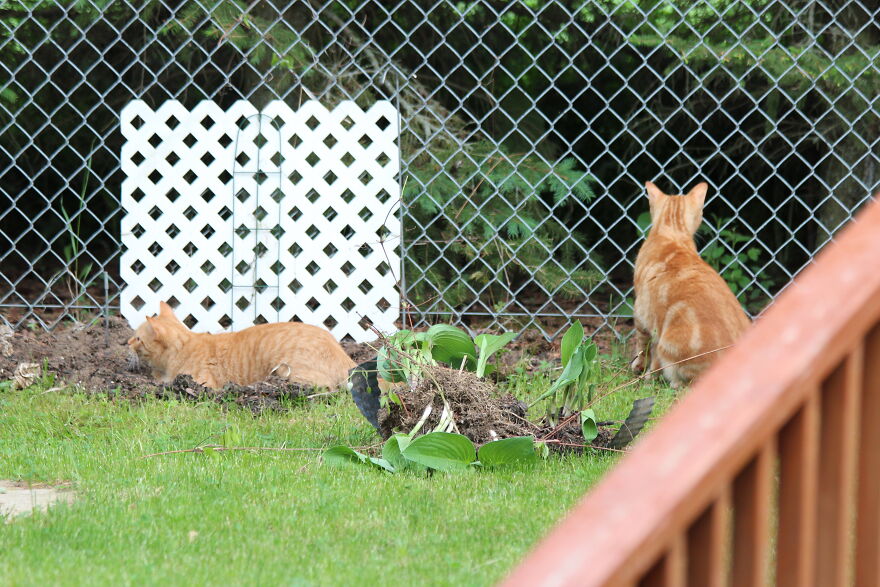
[140,444,380,459]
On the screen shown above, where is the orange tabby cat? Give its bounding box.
[128,301,355,389]
[631,181,750,386]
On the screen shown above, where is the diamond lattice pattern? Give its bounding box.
[119,99,400,342]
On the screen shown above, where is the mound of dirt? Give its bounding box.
[379,366,537,444]
[0,317,312,413]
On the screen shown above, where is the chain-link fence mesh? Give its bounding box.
[1,1,877,339]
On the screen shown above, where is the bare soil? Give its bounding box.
[0,317,312,413]
[0,317,628,447]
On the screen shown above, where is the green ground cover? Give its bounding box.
[0,358,673,586]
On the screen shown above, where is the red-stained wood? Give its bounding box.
[502,196,880,587]
[856,324,880,586]
[640,535,686,587]
[815,347,862,587]
[732,443,774,587]
[687,488,730,587]
[776,391,820,587]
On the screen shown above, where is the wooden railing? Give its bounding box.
[504,195,880,587]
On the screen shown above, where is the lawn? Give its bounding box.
[0,357,673,586]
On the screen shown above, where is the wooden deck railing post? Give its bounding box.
[816,347,863,587]
[686,487,730,587]
[732,442,775,586]
[856,323,880,585]
[776,391,820,587]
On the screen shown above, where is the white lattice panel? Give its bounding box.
[119,99,400,342]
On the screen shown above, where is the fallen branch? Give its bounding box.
[140,444,380,459]
[540,345,734,442]
[542,439,628,454]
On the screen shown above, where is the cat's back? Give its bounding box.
[637,236,750,342]
[228,322,355,387]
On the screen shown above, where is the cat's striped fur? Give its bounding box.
[631,181,750,387]
[128,302,355,389]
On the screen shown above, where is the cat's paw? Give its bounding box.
[630,351,646,375]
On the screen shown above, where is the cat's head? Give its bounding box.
[644,181,708,237]
[127,301,189,372]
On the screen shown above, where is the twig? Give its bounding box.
[140,444,379,459]
[543,439,628,454]
[539,345,735,441]
[585,344,735,409]
[306,389,341,399]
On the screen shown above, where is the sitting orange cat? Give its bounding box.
[631,181,750,387]
[128,302,355,389]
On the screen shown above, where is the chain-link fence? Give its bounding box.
[1,1,877,339]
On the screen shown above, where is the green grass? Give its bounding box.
[0,357,673,586]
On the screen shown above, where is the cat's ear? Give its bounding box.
[158,301,186,326]
[645,181,664,202]
[688,182,708,207]
[158,301,175,319]
[144,316,168,347]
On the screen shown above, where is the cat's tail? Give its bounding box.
[348,360,382,433]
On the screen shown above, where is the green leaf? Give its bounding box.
[402,432,476,471]
[618,296,634,318]
[528,346,585,407]
[477,436,537,467]
[580,409,599,442]
[636,211,652,236]
[382,433,421,471]
[324,446,395,472]
[323,445,369,466]
[576,341,597,391]
[560,321,584,367]
[535,440,550,459]
[377,346,408,383]
[367,457,396,473]
[426,324,476,368]
[474,331,517,377]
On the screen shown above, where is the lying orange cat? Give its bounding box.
[631,181,750,386]
[128,302,355,389]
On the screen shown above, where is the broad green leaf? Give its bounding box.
[377,346,407,383]
[477,436,537,467]
[426,324,476,367]
[581,340,597,364]
[535,440,550,459]
[382,433,419,471]
[474,331,517,377]
[560,321,584,367]
[388,329,414,346]
[324,446,395,472]
[580,409,599,443]
[323,445,369,466]
[577,340,598,389]
[367,457,396,473]
[529,346,585,407]
[402,432,476,471]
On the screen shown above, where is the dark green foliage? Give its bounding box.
[1,0,875,320]
[699,216,775,312]
[404,142,602,312]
